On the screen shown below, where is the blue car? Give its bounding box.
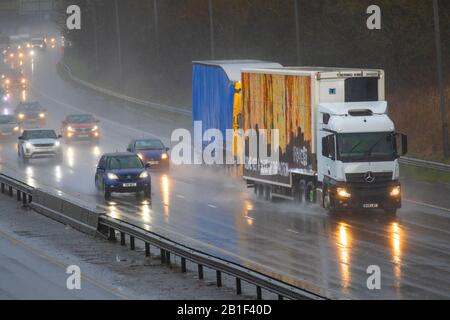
[127,138,170,171]
[95,152,151,200]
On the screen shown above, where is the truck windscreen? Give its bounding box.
[337,132,396,162]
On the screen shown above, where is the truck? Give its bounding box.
[240,67,408,214]
[192,60,282,155]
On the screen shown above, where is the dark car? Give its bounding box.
[95,152,151,200]
[15,101,47,125]
[61,114,100,143]
[127,138,170,171]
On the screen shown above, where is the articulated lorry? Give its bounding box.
[241,67,407,214]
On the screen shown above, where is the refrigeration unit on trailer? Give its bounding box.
[241,67,407,214]
[192,60,282,155]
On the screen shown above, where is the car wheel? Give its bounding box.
[144,187,151,199]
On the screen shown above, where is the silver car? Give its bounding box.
[0,115,20,137]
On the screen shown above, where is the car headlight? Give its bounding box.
[55,141,61,147]
[30,50,35,56]
[139,171,149,179]
[390,186,401,197]
[107,173,119,180]
[5,79,10,84]
[39,113,45,118]
[91,125,98,131]
[9,53,13,58]
[161,153,168,160]
[21,78,26,84]
[67,126,75,132]
[337,187,351,199]
[25,142,32,148]
[18,113,25,119]
[13,126,19,131]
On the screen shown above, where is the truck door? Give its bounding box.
[318,131,338,183]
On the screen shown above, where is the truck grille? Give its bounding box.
[346,171,393,188]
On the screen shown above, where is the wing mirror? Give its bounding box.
[145,163,151,169]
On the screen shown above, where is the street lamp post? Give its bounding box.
[433,0,449,158]
[114,0,123,82]
[208,0,215,60]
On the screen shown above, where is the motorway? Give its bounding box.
[1,40,450,300]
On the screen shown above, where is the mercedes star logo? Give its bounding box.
[364,171,375,183]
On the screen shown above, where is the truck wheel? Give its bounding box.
[264,185,271,201]
[296,180,306,203]
[324,189,338,214]
[305,182,317,203]
[384,208,397,215]
[258,184,264,199]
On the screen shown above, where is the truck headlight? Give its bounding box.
[55,141,61,147]
[161,153,168,160]
[337,187,351,199]
[91,125,98,131]
[67,126,75,132]
[107,173,119,180]
[18,113,25,119]
[139,171,149,179]
[390,186,401,197]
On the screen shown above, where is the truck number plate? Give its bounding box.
[123,183,137,187]
[363,203,379,208]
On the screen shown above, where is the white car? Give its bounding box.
[18,129,63,164]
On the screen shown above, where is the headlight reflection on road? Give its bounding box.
[243,200,254,226]
[92,146,101,157]
[25,166,34,186]
[336,222,352,290]
[141,203,152,224]
[161,175,170,220]
[391,222,403,286]
[55,166,62,182]
[67,147,74,168]
[21,90,27,101]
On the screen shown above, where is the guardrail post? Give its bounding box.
[165,251,171,265]
[216,270,222,287]
[108,228,116,241]
[9,186,13,197]
[120,232,125,246]
[17,190,21,202]
[145,243,150,257]
[236,278,242,295]
[130,236,135,250]
[160,249,166,264]
[256,286,262,300]
[198,264,204,279]
[22,193,27,206]
[1,183,4,193]
[181,257,186,273]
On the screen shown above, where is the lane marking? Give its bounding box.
[207,204,217,209]
[287,229,299,235]
[404,198,450,213]
[176,194,185,199]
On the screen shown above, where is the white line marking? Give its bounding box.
[404,199,450,213]
[207,204,217,209]
[176,194,185,199]
[287,229,299,234]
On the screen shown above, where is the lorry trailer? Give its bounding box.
[241,67,407,214]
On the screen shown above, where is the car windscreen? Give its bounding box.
[337,132,396,162]
[135,140,164,150]
[107,156,143,170]
[23,130,56,139]
[18,103,42,111]
[66,114,95,123]
[0,116,15,124]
